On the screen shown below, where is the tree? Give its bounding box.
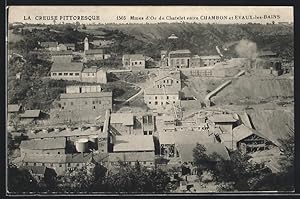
[7,165,40,193]
[192,143,210,175]
[9,113,21,131]
[100,162,171,193]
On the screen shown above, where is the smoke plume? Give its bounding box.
[235,39,257,59]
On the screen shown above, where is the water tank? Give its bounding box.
[54,128,60,133]
[75,138,89,153]
[89,135,98,150]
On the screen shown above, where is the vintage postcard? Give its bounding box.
[6,6,294,195]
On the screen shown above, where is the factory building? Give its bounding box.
[50,62,84,81]
[122,54,146,69]
[110,113,134,135]
[81,66,107,84]
[168,49,192,68]
[151,70,181,91]
[199,55,221,67]
[144,87,180,110]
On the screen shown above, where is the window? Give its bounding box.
[68,163,71,167]
[25,162,28,166]
[149,102,151,104]
[75,73,79,76]
[93,106,96,109]
[173,101,176,104]
[64,73,68,76]
[155,96,157,100]
[92,73,95,76]
[50,163,53,166]
[52,73,57,76]
[135,61,137,65]
[140,61,142,64]
[59,164,62,167]
[143,161,146,165]
[63,102,66,105]
[58,73,62,76]
[33,163,36,166]
[163,80,165,83]
[161,102,163,105]
[177,81,179,83]
[155,101,158,105]
[149,131,153,135]
[144,131,147,135]
[70,73,73,76]
[92,101,95,104]
[70,102,73,106]
[77,163,80,167]
[166,96,169,100]
[58,152,60,154]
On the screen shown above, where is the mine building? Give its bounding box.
[199,55,221,67]
[50,62,84,81]
[110,113,134,135]
[168,49,192,68]
[122,54,146,69]
[81,66,107,84]
[151,70,181,91]
[50,50,73,63]
[207,114,239,134]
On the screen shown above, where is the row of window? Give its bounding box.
[143,130,153,135]
[148,101,176,105]
[60,100,102,106]
[111,161,153,165]
[170,58,188,65]
[25,162,82,167]
[52,72,80,76]
[148,95,177,100]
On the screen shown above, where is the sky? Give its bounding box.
[8,6,293,25]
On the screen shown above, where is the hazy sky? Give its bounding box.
[8,6,293,24]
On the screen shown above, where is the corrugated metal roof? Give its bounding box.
[109,151,155,162]
[50,62,84,72]
[110,113,134,126]
[20,110,41,118]
[113,135,154,152]
[20,137,66,150]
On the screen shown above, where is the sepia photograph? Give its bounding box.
[6,6,294,195]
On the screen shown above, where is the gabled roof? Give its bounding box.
[199,55,221,60]
[20,137,66,150]
[50,62,84,72]
[50,50,73,56]
[19,166,47,175]
[40,42,58,48]
[176,143,230,163]
[110,113,134,126]
[123,54,145,60]
[208,114,238,123]
[232,124,270,143]
[82,66,98,73]
[8,104,21,113]
[20,110,41,118]
[169,49,191,54]
[85,49,104,55]
[23,154,66,163]
[60,92,112,99]
[154,71,181,82]
[66,153,109,163]
[109,151,155,162]
[113,135,154,152]
[144,87,179,95]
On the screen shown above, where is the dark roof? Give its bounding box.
[177,143,230,163]
[20,110,41,118]
[109,152,155,162]
[63,43,75,47]
[50,50,73,56]
[60,92,112,99]
[50,62,84,72]
[40,42,58,48]
[8,104,21,113]
[85,49,104,55]
[20,137,66,150]
[19,166,47,175]
[232,124,271,143]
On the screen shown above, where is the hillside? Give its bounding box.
[94,23,293,60]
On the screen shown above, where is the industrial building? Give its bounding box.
[151,70,181,91]
[168,49,192,68]
[122,54,146,69]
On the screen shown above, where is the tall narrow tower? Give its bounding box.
[84,37,89,51]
